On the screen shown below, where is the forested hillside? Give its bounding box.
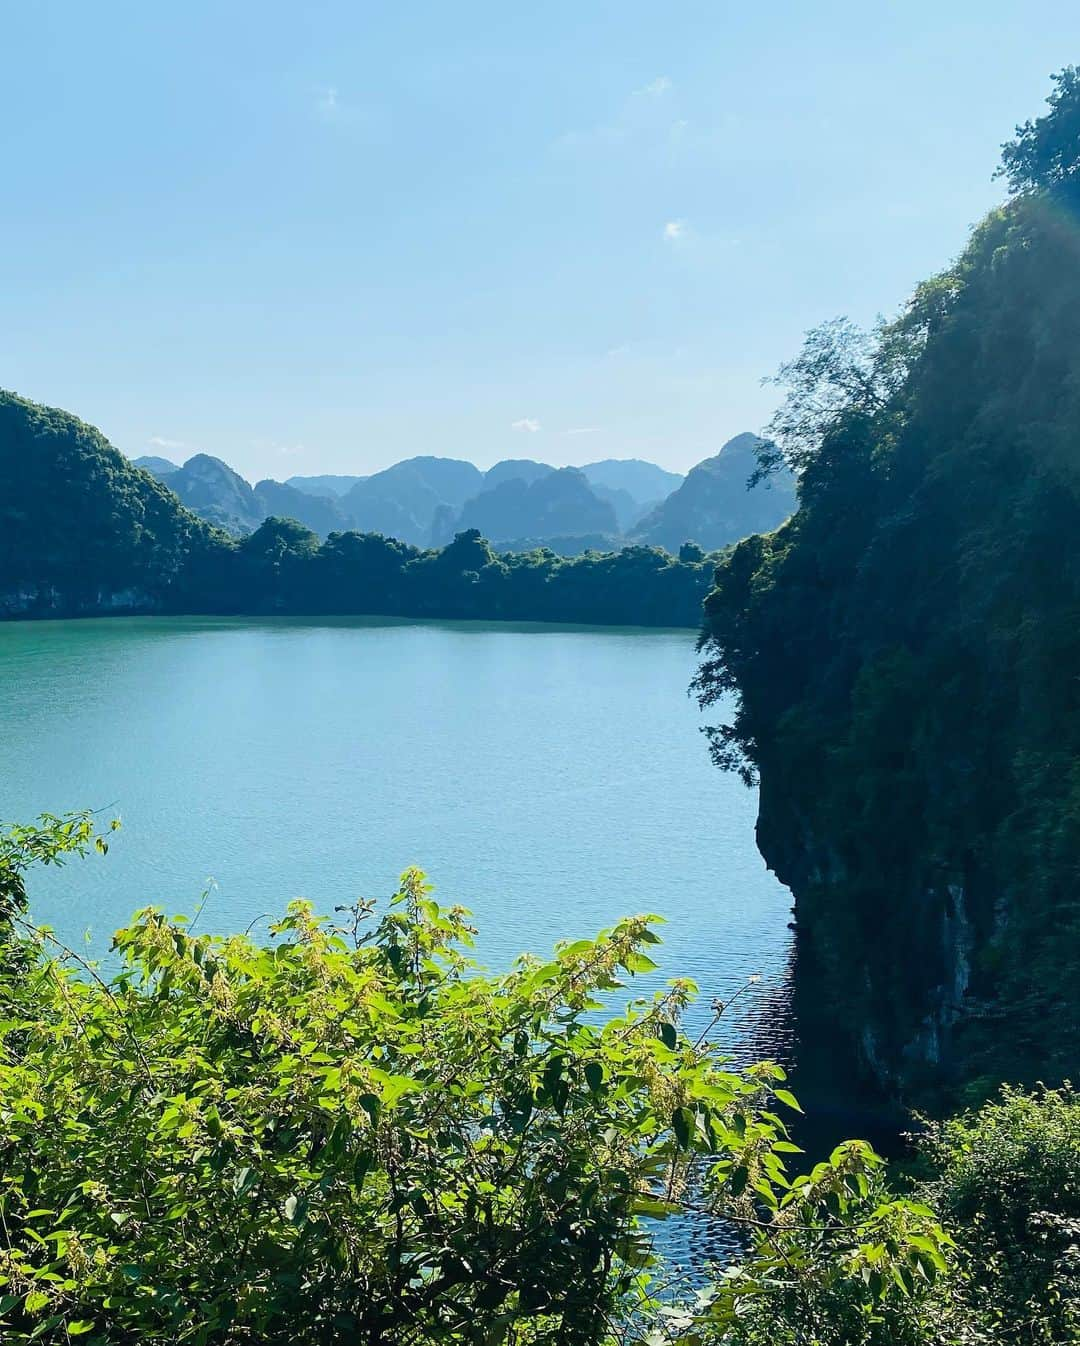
[0,391,718,627]
[0,393,219,611]
[696,70,1080,1104]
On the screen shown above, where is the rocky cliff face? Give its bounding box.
[695,196,1080,1107]
[753,775,982,1104]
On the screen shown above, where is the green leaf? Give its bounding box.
[672,1106,692,1149]
[232,1166,254,1195]
[353,1150,373,1188]
[358,1093,381,1125]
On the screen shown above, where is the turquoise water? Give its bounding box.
[0,615,793,1058]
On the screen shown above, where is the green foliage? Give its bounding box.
[999,65,1080,200]
[915,1085,1080,1344]
[0,815,949,1346]
[661,1147,952,1346]
[0,383,718,626]
[0,390,223,614]
[664,1087,1080,1346]
[695,72,1080,1101]
[0,814,116,929]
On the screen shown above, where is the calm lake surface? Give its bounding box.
[0,616,794,1060]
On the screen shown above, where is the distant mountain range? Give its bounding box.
[133,435,794,554]
[133,454,352,537]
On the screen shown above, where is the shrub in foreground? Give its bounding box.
[0,816,949,1344]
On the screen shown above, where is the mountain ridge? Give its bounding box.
[128,442,776,553]
[632,433,796,552]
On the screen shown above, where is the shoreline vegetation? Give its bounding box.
[3,814,1076,1346]
[0,610,706,634]
[0,389,725,631]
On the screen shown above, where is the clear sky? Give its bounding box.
[2,3,1077,480]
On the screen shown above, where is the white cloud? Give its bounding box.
[511,418,541,433]
[149,435,185,450]
[636,76,671,97]
[314,85,380,134]
[315,86,340,121]
[663,219,686,242]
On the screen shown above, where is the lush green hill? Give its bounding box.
[0,392,717,626]
[695,76,1080,1105]
[0,390,220,616]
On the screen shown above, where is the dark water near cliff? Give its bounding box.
[1,615,808,1272]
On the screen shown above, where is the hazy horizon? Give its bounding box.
[133,443,706,481]
[3,2,1077,480]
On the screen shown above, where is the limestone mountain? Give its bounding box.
[456,468,618,542]
[134,456,351,538]
[286,474,367,498]
[631,434,795,552]
[483,459,555,489]
[158,454,264,534]
[251,479,352,539]
[341,457,484,545]
[586,482,647,531]
[580,458,683,504]
[133,454,180,479]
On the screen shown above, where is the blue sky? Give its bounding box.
[2,3,1077,480]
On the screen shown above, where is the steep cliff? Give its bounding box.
[695,93,1080,1106]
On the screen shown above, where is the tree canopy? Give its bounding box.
[0,389,720,629]
[695,70,1080,1103]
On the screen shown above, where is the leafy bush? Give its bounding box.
[915,1086,1080,1344]
[0,815,949,1345]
